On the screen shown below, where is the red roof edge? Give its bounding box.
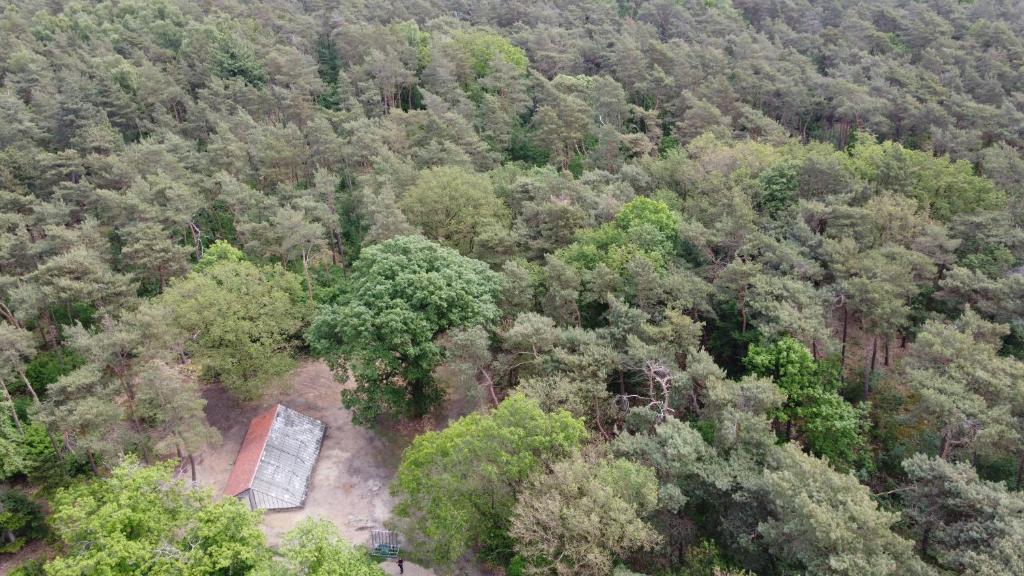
[224,404,279,496]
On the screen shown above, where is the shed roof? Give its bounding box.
[224,404,325,508]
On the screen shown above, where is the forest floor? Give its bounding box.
[196,360,415,553]
[0,540,50,575]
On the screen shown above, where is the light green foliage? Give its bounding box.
[158,259,306,399]
[308,236,500,422]
[393,395,587,568]
[400,166,507,254]
[846,138,1004,221]
[745,338,868,468]
[560,197,679,272]
[756,160,800,217]
[43,458,268,576]
[270,518,386,576]
[450,29,528,79]
[195,239,247,272]
[0,409,27,481]
[510,453,661,576]
[615,197,679,239]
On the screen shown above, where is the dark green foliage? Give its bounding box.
[308,236,500,423]
[0,490,46,554]
[22,349,83,398]
[703,302,761,377]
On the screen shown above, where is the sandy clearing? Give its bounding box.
[195,360,405,548]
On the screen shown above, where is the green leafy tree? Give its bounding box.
[400,166,507,255]
[510,452,661,576]
[392,394,587,568]
[159,259,307,399]
[0,408,27,481]
[846,138,1005,221]
[44,458,268,576]
[745,338,868,468]
[308,236,500,422]
[265,518,386,576]
[560,197,680,274]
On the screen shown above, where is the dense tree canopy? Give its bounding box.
[3,0,1024,574]
[308,235,500,422]
[392,394,587,567]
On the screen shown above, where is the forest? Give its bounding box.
[1,0,1024,574]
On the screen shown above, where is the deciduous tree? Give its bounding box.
[393,394,586,567]
[308,236,500,422]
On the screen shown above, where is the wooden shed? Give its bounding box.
[224,404,326,510]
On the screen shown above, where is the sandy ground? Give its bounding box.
[0,540,50,575]
[195,361,406,548]
[3,360,449,575]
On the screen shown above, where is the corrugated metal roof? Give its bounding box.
[225,404,326,509]
[224,404,278,498]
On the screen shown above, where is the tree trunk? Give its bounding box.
[118,373,150,463]
[0,302,21,328]
[1016,452,1024,491]
[17,368,60,459]
[189,220,203,261]
[319,166,343,262]
[189,452,197,483]
[302,251,315,315]
[870,335,878,373]
[17,370,40,405]
[38,308,59,350]
[839,303,849,379]
[738,287,747,333]
[884,335,891,367]
[863,335,877,399]
[1,377,24,435]
[480,368,499,407]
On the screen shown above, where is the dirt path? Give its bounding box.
[0,540,50,575]
[195,361,406,548]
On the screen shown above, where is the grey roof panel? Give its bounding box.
[249,405,326,509]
